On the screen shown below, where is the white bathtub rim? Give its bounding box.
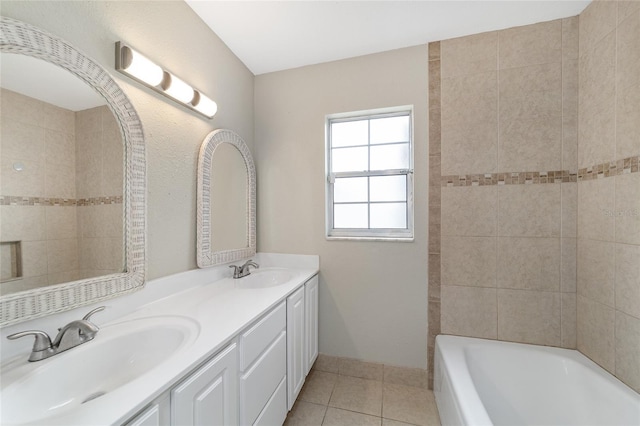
[435,334,640,426]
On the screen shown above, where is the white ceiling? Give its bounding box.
[187,0,591,75]
[1,53,106,111]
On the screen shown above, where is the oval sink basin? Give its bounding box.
[234,268,296,289]
[0,315,199,425]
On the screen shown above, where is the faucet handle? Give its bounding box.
[7,330,52,351]
[82,306,105,322]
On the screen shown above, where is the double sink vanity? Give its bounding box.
[1,253,319,425]
[0,17,318,426]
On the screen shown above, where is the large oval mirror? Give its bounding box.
[197,129,255,267]
[0,17,146,326]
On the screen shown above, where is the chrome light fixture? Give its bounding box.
[115,42,218,118]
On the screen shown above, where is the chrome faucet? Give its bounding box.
[7,306,105,362]
[229,259,260,279]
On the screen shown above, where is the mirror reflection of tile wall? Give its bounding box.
[0,89,123,295]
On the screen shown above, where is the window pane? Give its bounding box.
[370,143,409,170]
[370,116,409,144]
[370,203,407,229]
[370,175,406,202]
[334,204,368,228]
[332,120,368,147]
[331,146,368,172]
[334,177,368,202]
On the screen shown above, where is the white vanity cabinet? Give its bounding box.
[305,275,319,373]
[287,275,319,410]
[171,342,238,426]
[124,394,170,426]
[239,301,287,426]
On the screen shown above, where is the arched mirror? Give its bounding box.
[0,17,146,326]
[197,129,256,267]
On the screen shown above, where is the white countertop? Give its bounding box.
[0,253,319,425]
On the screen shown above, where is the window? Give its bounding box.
[326,107,413,240]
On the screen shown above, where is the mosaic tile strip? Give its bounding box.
[578,155,640,180]
[440,155,640,187]
[441,170,577,187]
[0,195,123,206]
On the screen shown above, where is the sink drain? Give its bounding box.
[82,391,107,404]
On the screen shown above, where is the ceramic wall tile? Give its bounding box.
[441,236,496,288]
[577,295,616,373]
[497,184,561,237]
[441,72,497,174]
[45,206,77,240]
[20,240,48,278]
[498,63,562,171]
[562,58,579,171]
[616,9,640,91]
[578,31,616,168]
[0,205,46,242]
[615,83,640,163]
[615,312,640,393]
[562,17,580,61]
[577,239,615,307]
[615,243,640,319]
[562,292,577,348]
[579,0,617,55]
[0,88,44,126]
[46,238,79,274]
[562,183,577,238]
[441,31,497,78]
[499,19,561,69]
[442,186,497,237]
[497,237,560,292]
[561,238,577,293]
[615,173,640,245]
[441,285,497,339]
[497,289,561,346]
[577,178,615,241]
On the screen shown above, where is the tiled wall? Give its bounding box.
[427,17,581,385]
[576,0,640,393]
[75,106,124,279]
[0,90,123,294]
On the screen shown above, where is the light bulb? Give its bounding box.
[193,93,218,118]
[122,46,163,87]
[164,74,195,104]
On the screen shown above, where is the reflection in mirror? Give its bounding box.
[0,54,125,296]
[197,129,256,267]
[0,17,145,326]
[210,143,248,252]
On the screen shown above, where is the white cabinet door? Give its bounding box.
[305,275,319,375]
[125,393,170,426]
[172,342,238,426]
[287,286,305,410]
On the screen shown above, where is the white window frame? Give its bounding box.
[325,106,414,241]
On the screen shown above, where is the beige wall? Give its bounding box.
[1,1,255,280]
[255,47,429,368]
[436,18,579,349]
[576,0,640,393]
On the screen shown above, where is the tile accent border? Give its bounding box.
[0,195,124,206]
[439,155,640,188]
[427,41,441,390]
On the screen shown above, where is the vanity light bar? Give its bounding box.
[115,42,217,118]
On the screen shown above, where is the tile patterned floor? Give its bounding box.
[284,357,441,426]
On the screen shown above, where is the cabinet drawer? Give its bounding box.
[240,301,286,370]
[240,331,286,425]
[254,377,287,426]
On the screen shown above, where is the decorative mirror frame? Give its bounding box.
[0,17,146,326]
[197,129,256,267]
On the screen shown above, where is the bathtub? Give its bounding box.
[434,335,640,426]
